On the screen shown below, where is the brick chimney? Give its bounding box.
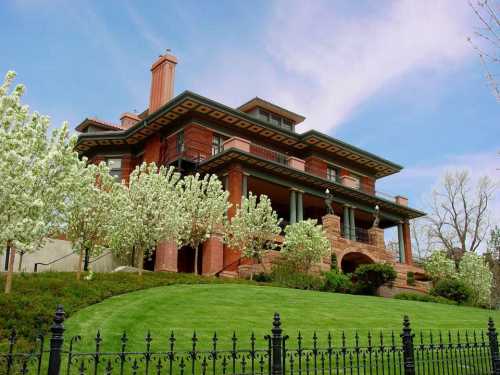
[149,53,177,113]
[120,112,141,130]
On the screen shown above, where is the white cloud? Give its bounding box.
[264,0,475,132]
[195,1,475,134]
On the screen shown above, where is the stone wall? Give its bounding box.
[0,239,122,273]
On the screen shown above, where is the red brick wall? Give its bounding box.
[361,176,375,194]
[143,134,161,163]
[184,124,213,162]
[339,169,349,177]
[305,156,327,178]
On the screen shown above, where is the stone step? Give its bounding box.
[219,270,238,279]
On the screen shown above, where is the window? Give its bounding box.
[106,158,122,181]
[270,114,281,127]
[176,131,185,153]
[259,109,270,122]
[212,134,224,155]
[282,118,293,132]
[327,166,338,182]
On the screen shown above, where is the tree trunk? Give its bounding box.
[138,248,144,276]
[83,247,90,271]
[4,241,16,294]
[17,251,24,272]
[194,247,199,275]
[76,248,84,281]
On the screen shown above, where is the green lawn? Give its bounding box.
[66,283,500,352]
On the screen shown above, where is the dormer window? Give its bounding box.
[258,109,295,132]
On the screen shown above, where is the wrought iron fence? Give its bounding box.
[2,306,500,375]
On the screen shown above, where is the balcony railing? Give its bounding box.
[249,143,289,166]
[341,226,371,244]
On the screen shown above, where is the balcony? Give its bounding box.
[217,137,409,206]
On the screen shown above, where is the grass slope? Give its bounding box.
[66,284,500,351]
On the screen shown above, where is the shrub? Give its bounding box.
[353,263,397,295]
[323,270,352,293]
[330,254,338,271]
[406,272,415,286]
[430,278,471,304]
[253,273,273,282]
[394,292,457,305]
[271,260,325,290]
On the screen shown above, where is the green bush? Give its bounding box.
[271,260,325,290]
[323,270,352,293]
[430,278,472,304]
[407,272,415,286]
[330,254,338,271]
[353,263,397,295]
[253,273,272,282]
[394,292,457,305]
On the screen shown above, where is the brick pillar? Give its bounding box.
[155,240,178,272]
[202,232,224,275]
[322,214,341,268]
[143,134,161,163]
[368,227,385,249]
[121,155,133,185]
[224,164,243,268]
[402,221,413,265]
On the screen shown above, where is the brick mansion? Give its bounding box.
[74,53,429,294]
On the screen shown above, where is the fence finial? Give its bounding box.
[48,305,66,375]
[401,315,415,375]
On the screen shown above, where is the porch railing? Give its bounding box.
[249,143,289,166]
[341,226,371,244]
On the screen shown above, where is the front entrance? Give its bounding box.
[341,252,374,273]
[177,245,203,274]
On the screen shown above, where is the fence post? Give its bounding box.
[488,318,500,375]
[47,305,65,375]
[271,312,283,375]
[401,315,415,375]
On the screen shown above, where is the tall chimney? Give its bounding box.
[149,53,177,113]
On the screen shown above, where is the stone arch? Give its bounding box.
[339,251,375,273]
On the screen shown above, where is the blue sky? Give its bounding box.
[1,0,499,220]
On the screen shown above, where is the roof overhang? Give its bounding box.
[75,91,402,177]
[75,118,123,133]
[237,97,306,124]
[198,147,425,220]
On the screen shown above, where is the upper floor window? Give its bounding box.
[106,158,122,181]
[258,109,294,132]
[176,131,185,153]
[212,134,225,155]
[327,166,338,182]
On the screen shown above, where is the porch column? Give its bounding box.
[397,222,405,263]
[402,220,413,265]
[289,190,297,224]
[296,191,303,222]
[155,240,178,272]
[242,174,248,198]
[202,231,224,275]
[349,207,356,241]
[227,164,243,219]
[343,205,350,239]
[225,164,244,268]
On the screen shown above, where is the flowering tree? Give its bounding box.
[458,252,493,306]
[0,71,80,293]
[225,192,281,279]
[107,163,184,275]
[178,173,229,274]
[66,162,119,280]
[423,251,456,283]
[281,219,330,274]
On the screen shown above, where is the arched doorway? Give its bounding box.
[341,252,374,273]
